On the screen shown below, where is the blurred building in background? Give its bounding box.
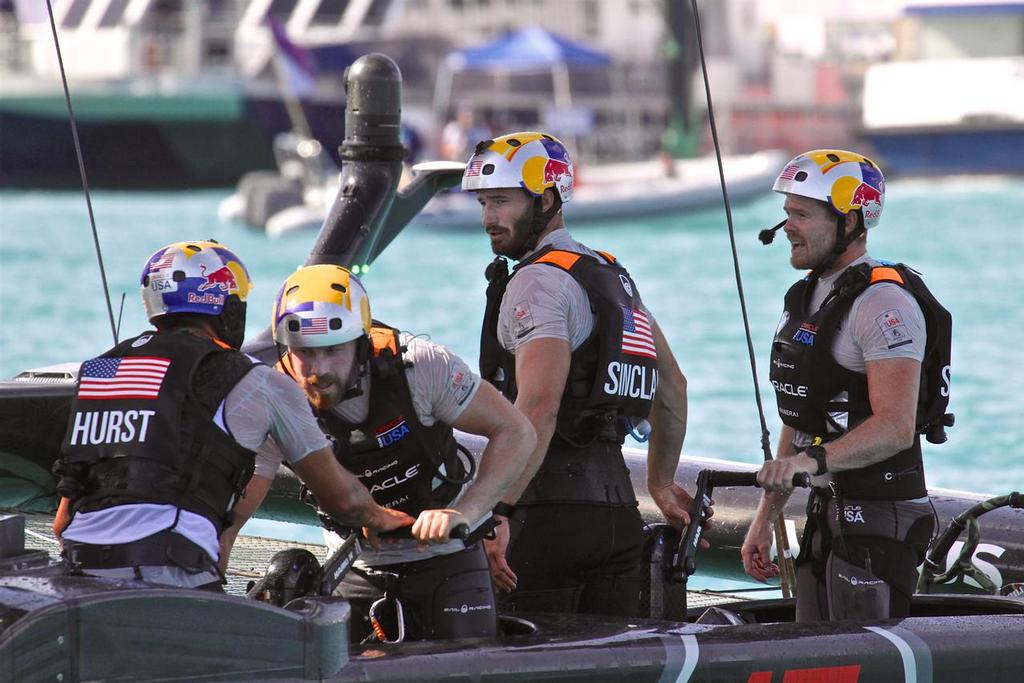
[1,0,1017,187]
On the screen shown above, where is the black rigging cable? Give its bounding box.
[689,0,796,597]
[45,0,118,347]
[689,0,772,463]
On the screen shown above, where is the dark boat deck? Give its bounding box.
[17,513,742,608]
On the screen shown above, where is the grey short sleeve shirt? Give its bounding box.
[497,229,602,353]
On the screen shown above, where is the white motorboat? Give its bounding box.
[231,149,787,239]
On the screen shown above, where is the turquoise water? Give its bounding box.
[2,180,1022,503]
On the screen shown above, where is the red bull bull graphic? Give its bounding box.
[850,163,885,226]
[543,158,571,185]
[539,138,573,199]
[198,265,238,293]
[851,182,881,208]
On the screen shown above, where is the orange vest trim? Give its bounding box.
[370,326,399,356]
[534,249,582,271]
[596,250,617,264]
[870,266,905,286]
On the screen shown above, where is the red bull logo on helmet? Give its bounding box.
[198,265,238,293]
[539,137,573,197]
[543,158,573,199]
[851,182,882,224]
[543,158,571,185]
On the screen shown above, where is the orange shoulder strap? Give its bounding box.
[870,266,904,286]
[369,325,399,357]
[533,249,582,271]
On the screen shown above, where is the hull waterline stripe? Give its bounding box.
[865,625,933,683]
[659,633,698,683]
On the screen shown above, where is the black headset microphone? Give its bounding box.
[758,219,786,245]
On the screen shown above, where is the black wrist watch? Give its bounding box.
[805,444,828,476]
[493,502,516,518]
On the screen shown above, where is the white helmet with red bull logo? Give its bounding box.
[272,264,372,349]
[140,240,253,322]
[461,131,574,203]
[773,149,885,229]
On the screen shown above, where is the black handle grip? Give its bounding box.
[707,470,811,488]
[449,523,470,541]
[708,471,758,488]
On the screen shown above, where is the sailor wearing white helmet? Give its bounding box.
[226,264,534,641]
[743,150,953,621]
[54,241,410,590]
[465,132,699,618]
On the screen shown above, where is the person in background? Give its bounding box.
[224,264,535,641]
[53,240,411,590]
[463,131,699,617]
[742,150,951,621]
[439,103,489,162]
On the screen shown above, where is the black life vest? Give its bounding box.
[480,246,659,447]
[769,262,953,499]
[58,330,258,533]
[289,323,467,517]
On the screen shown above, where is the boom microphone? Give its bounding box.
[758,219,786,245]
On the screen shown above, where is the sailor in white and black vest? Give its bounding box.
[228,264,534,641]
[463,132,698,618]
[741,151,953,621]
[55,241,411,590]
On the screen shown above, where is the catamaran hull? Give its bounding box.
[1,571,1022,683]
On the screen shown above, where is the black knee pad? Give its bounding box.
[430,566,497,640]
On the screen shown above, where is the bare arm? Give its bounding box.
[500,337,572,504]
[219,473,273,572]
[447,382,536,521]
[815,357,921,470]
[291,447,414,531]
[756,357,922,492]
[410,382,536,542]
[644,319,695,529]
[742,424,798,581]
[53,497,72,544]
[476,336,567,591]
[744,357,922,580]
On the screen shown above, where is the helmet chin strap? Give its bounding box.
[808,214,865,281]
[338,335,372,401]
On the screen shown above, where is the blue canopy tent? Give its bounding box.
[432,26,615,150]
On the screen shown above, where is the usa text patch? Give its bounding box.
[876,309,913,349]
[512,301,535,339]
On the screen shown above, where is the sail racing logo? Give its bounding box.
[375,416,410,447]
